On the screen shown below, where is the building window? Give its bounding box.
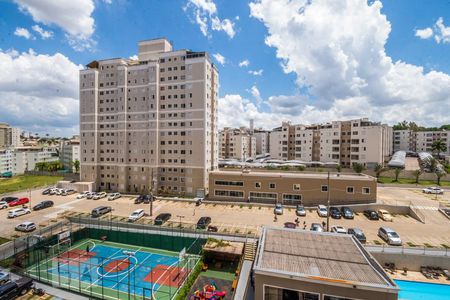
[362,187,370,194]
[293,184,301,191]
[214,190,244,198]
[269,183,276,189]
[347,186,354,194]
[214,180,244,186]
[321,185,328,192]
[255,182,261,188]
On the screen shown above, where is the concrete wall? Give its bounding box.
[371,252,450,271]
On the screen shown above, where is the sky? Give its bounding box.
[0,0,449,137]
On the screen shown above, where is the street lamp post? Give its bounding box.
[326,171,331,232]
[176,215,185,228]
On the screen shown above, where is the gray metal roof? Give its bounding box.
[254,227,398,290]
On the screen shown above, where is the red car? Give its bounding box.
[9,197,30,207]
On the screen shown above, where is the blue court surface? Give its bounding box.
[27,239,196,299]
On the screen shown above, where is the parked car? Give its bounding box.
[0,197,18,204]
[134,194,150,204]
[207,225,218,232]
[61,189,76,196]
[0,201,8,210]
[48,188,59,195]
[8,208,31,218]
[378,227,402,246]
[422,187,444,194]
[331,225,346,234]
[363,210,379,220]
[284,222,297,229]
[295,205,306,217]
[86,192,96,199]
[0,271,10,285]
[41,188,53,195]
[91,206,112,218]
[143,195,152,204]
[196,217,212,229]
[93,192,107,200]
[329,207,342,219]
[32,200,54,211]
[317,205,328,217]
[8,198,29,207]
[274,204,283,215]
[128,209,145,222]
[154,213,171,225]
[341,207,354,219]
[310,223,324,232]
[195,197,204,206]
[108,193,121,201]
[348,228,366,244]
[15,222,36,232]
[0,277,34,300]
[76,191,90,199]
[52,188,63,196]
[378,209,393,222]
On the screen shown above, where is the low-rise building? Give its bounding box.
[0,147,59,175]
[254,227,398,300]
[393,129,450,156]
[219,127,256,160]
[60,139,80,172]
[208,169,376,205]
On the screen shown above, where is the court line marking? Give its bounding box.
[151,258,181,300]
[110,251,154,289]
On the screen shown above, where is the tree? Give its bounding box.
[436,171,446,186]
[413,169,422,184]
[352,163,365,174]
[336,164,342,173]
[431,139,447,159]
[73,160,80,173]
[393,168,402,182]
[426,157,438,173]
[374,163,385,180]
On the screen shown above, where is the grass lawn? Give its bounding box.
[0,236,10,245]
[378,176,450,187]
[0,175,63,195]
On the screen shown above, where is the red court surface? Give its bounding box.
[144,264,188,287]
[53,250,97,266]
[104,258,131,273]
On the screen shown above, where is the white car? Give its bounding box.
[93,192,107,200]
[76,191,89,199]
[53,188,64,196]
[8,208,31,218]
[273,204,283,215]
[378,227,402,246]
[331,225,347,234]
[0,201,8,209]
[317,205,328,217]
[15,222,36,232]
[108,193,121,201]
[422,187,444,194]
[86,192,96,199]
[128,209,145,222]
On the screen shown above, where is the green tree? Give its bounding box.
[374,163,385,180]
[431,139,447,159]
[352,163,365,174]
[413,169,422,184]
[436,171,446,186]
[393,168,402,182]
[427,157,438,173]
[336,164,342,173]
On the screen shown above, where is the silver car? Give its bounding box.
[274,204,283,215]
[378,227,402,246]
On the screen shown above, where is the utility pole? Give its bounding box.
[149,169,154,217]
[326,171,330,232]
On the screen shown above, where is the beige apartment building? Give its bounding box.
[269,118,392,168]
[79,38,218,196]
[219,127,256,161]
[208,169,377,205]
[393,129,450,156]
[253,129,270,155]
[0,122,21,149]
[254,227,399,300]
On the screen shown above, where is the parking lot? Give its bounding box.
[0,186,449,248]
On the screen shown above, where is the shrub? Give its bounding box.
[174,259,203,300]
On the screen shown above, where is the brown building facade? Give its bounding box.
[208,170,377,205]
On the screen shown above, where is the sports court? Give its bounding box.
[26,238,199,300]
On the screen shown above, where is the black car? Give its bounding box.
[341,207,354,219]
[41,188,52,195]
[0,197,18,204]
[0,277,33,300]
[33,200,54,211]
[196,217,212,229]
[364,210,379,220]
[348,228,366,244]
[154,213,171,225]
[329,207,342,219]
[143,195,152,204]
[134,195,150,204]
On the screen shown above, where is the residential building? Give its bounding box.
[269,122,294,160]
[209,169,377,205]
[60,139,80,172]
[219,127,255,160]
[79,38,218,196]
[254,227,398,300]
[393,129,450,156]
[0,122,21,148]
[253,129,270,155]
[0,147,58,175]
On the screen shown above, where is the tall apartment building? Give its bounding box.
[253,129,270,155]
[60,139,80,172]
[268,119,392,168]
[219,127,255,161]
[0,123,21,148]
[393,129,450,156]
[79,38,219,196]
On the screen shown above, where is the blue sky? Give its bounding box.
[0,0,449,136]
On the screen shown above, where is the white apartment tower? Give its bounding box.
[79,38,219,196]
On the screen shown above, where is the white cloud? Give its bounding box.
[239,59,250,67]
[248,69,263,76]
[434,17,450,44]
[249,85,263,105]
[32,24,53,39]
[242,0,450,128]
[415,27,433,39]
[129,54,138,60]
[184,0,236,38]
[103,0,112,4]
[14,0,96,51]
[14,27,34,40]
[0,49,82,135]
[213,53,225,65]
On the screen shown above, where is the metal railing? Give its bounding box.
[366,244,450,257]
